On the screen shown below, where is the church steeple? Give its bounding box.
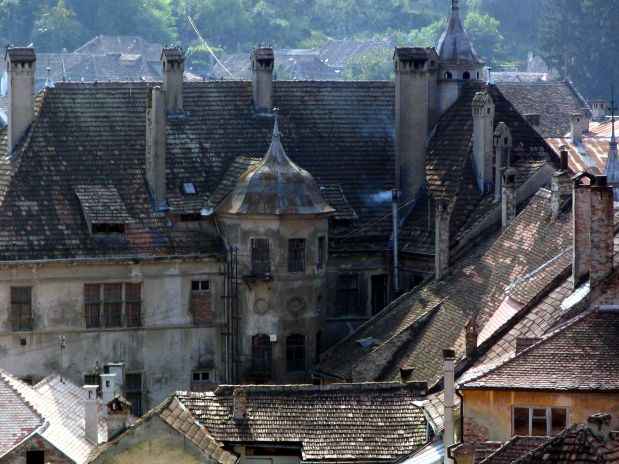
[605,86,619,201]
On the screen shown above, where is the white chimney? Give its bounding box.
[161,47,184,113]
[146,86,167,210]
[83,385,100,444]
[443,349,456,464]
[5,47,35,154]
[251,48,274,112]
[100,373,117,406]
[105,363,125,390]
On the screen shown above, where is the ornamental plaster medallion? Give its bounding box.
[254,298,270,315]
[286,297,306,316]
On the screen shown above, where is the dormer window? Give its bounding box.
[92,223,126,235]
[75,185,132,236]
[182,182,197,195]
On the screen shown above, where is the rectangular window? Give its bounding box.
[104,284,123,328]
[288,239,306,273]
[125,372,143,417]
[512,407,568,436]
[11,287,33,331]
[84,284,102,328]
[191,280,210,292]
[191,369,213,391]
[371,274,388,315]
[251,238,271,275]
[26,450,44,464]
[335,274,361,317]
[125,283,142,328]
[190,280,212,326]
[317,236,326,269]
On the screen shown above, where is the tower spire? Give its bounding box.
[605,84,619,201]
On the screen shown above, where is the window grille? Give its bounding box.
[288,239,306,273]
[11,287,32,331]
[251,238,271,275]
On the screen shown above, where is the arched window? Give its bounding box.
[444,71,453,80]
[286,334,306,372]
[476,72,480,79]
[252,334,272,375]
[463,71,471,80]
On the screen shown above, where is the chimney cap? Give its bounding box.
[5,47,36,63]
[443,349,456,360]
[595,175,608,187]
[252,47,274,59]
[161,46,185,62]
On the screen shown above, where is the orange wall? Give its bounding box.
[462,389,619,442]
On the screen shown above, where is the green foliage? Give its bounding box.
[33,0,84,52]
[343,47,393,80]
[464,11,503,62]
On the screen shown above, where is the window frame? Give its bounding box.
[250,238,271,275]
[286,334,306,372]
[251,334,272,376]
[83,282,142,329]
[287,238,306,273]
[125,371,143,417]
[334,274,362,317]
[511,405,569,437]
[10,286,33,331]
[317,236,326,270]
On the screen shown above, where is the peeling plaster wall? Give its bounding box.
[0,259,224,409]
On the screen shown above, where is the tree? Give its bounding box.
[33,0,84,52]
[464,11,504,64]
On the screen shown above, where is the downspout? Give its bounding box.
[447,389,465,464]
[443,349,455,464]
[392,189,400,295]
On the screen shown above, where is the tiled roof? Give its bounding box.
[462,309,619,391]
[479,436,550,464]
[318,189,572,384]
[176,382,428,462]
[0,80,395,261]
[75,185,133,225]
[0,370,101,463]
[319,184,358,220]
[90,395,237,464]
[492,72,551,83]
[0,371,43,456]
[74,35,162,61]
[496,81,590,138]
[514,420,619,464]
[473,442,503,464]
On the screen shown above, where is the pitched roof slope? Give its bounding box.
[318,189,572,384]
[479,436,550,464]
[177,382,428,462]
[0,80,395,261]
[496,81,590,138]
[462,309,619,391]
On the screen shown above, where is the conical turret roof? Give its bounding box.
[217,118,335,216]
[437,0,484,65]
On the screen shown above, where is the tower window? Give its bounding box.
[251,334,272,376]
[11,287,33,331]
[444,71,453,80]
[463,71,471,80]
[251,238,271,275]
[288,239,306,273]
[286,334,306,372]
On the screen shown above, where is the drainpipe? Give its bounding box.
[443,349,456,464]
[392,189,400,295]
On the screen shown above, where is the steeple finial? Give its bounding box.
[272,107,281,139]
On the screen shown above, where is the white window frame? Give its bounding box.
[512,405,570,436]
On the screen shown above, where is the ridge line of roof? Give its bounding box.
[478,435,549,464]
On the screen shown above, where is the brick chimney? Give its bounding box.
[443,349,456,464]
[465,318,478,358]
[232,388,248,422]
[106,396,132,440]
[493,122,512,203]
[551,149,571,220]
[394,47,439,204]
[83,384,100,444]
[572,173,593,289]
[589,175,614,288]
[472,91,495,193]
[502,167,517,229]
[5,47,35,154]
[161,47,184,113]
[146,86,167,210]
[435,200,451,280]
[251,48,274,113]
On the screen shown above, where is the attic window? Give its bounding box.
[92,223,126,235]
[182,183,197,195]
[180,213,202,222]
[463,71,471,80]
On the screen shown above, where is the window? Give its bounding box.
[190,280,212,326]
[251,334,272,376]
[251,238,271,275]
[286,334,306,372]
[84,283,142,329]
[92,223,126,235]
[444,71,453,80]
[463,71,471,80]
[371,275,388,315]
[191,280,210,292]
[513,407,568,436]
[334,274,361,317]
[317,236,326,269]
[288,239,306,273]
[191,369,213,391]
[192,370,211,383]
[11,287,32,331]
[26,450,44,464]
[125,372,143,416]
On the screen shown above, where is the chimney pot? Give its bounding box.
[100,373,117,406]
[251,47,274,113]
[400,366,414,382]
[5,47,36,154]
[572,173,594,288]
[435,200,451,280]
[465,319,478,358]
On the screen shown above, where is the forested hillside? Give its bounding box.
[0,0,613,98]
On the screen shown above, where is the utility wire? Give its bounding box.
[187,15,233,78]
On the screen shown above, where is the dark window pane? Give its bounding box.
[317,236,326,269]
[531,409,547,436]
[11,287,32,331]
[192,372,201,381]
[191,280,200,291]
[26,450,44,464]
[125,283,142,328]
[251,239,271,275]
[286,334,306,372]
[513,407,529,436]
[84,284,101,328]
[335,275,361,317]
[103,284,123,327]
[551,408,567,435]
[252,334,272,376]
[288,239,306,273]
[125,373,143,416]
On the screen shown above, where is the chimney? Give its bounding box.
[590,175,614,288]
[493,122,512,203]
[5,47,36,154]
[502,167,517,229]
[100,373,117,406]
[572,173,593,289]
[435,200,451,280]
[105,363,125,391]
[105,397,132,440]
[443,349,456,464]
[232,388,248,422]
[161,47,184,113]
[551,148,571,220]
[83,385,100,444]
[472,91,495,193]
[591,100,608,121]
[400,366,414,383]
[146,86,167,210]
[251,47,274,113]
[465,319,478,358]
[570,112,585,144]
[587,413,612,440]
[394,47,439,204]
